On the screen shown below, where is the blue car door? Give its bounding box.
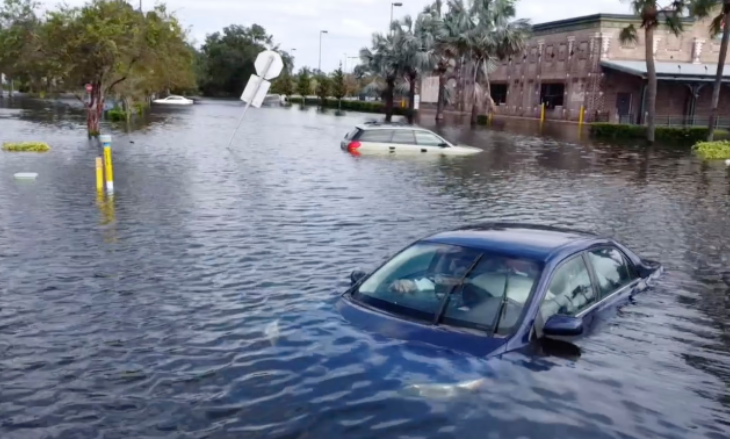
[583,246,644,327]
[538,253,600,338]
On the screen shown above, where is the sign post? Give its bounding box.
[225,50,284,150]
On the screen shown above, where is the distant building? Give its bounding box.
[423,13,730,126]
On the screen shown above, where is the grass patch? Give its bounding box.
[589,123,729,144]
[2,141,51,152]
[692,140,730,159]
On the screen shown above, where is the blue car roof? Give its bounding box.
[422,222,601,262]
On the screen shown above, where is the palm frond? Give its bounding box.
[710,13,726,38]
[619,24,638,44]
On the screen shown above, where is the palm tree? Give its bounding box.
[619,1,688,143]
[691,0,730,140]
[422,0,468,121]
[439,0,472,114]
[393,14,438,123]
[359,32,403,121]
[463,0,530,125]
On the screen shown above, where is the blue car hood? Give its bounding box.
[336,295,510,358]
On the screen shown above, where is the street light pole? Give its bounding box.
[347,56,359,74]
[390,2,403,34]
[318,30,328,72]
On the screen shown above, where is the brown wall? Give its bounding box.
[602,15,726,64]
[489,23,604,119]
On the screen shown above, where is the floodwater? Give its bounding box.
[1,97,729,439]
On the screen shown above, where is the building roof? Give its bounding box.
[532,13,694,33]
[423,223,598,262]
[601,60,730,82]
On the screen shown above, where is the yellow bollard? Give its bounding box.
[488,113,493,125]
[540,102,546,123]
[100,134,114,194]
[95,157,104,192]
[578,105,585,125]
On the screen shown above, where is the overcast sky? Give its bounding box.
[41,0,628,72]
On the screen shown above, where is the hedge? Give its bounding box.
[692,140,730,159]
[589,123,729,143]
[285,96,412,116]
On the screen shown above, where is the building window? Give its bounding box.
[540,83,565,109]
[491,84,508,104]
[558,43,567,61]
[546,44,555,60]
[578,41,589,59]
[529,47,538,63]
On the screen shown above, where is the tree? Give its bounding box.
[331,63,346,107]
[423,0,460,121]
[271,68,294,100]
[463,0,530,125]
[344,72,360,96]
[39,0,145,136]
[692,0,730,140]
[315,73,331,106]
[296,67,312,98]
[195,23,293,97]
[197,24,267,97]
[393,14,438,123]
[619,1,688,143]
[0,0,40,95]
[112,5,197,115]
[359,31,403,121]
[31,0,196,136]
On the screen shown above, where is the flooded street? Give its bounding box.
[1,97,729,439]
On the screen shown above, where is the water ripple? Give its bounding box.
[0,99,728,438]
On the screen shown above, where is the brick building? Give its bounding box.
[422,13,730,125]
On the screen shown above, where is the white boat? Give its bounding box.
[262,94,284,106]
[152,95,194,106]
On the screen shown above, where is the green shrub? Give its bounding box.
[2,141,51,152]
[133,102,148,115]
[106,107,127,122]
[285,96,413,115]
[692,140,730,159]
[590,123,729,143]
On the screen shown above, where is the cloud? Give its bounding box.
[38,0,631,73]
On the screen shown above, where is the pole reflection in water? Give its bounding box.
[96,192,117,243]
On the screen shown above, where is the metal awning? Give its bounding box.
[601,59,730,82]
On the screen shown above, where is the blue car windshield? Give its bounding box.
[352,242,544,334]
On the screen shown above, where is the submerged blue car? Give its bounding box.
[337,223,662,358]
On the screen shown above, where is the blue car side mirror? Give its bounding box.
[350,269,367,286]
[542,315,584,337]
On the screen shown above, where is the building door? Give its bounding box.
[616,93,632,123]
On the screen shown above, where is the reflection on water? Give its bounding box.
[0,96,729,439]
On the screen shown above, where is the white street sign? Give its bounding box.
[414,94,421,110]
[254,50,284,80]
[240,74,271,108]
